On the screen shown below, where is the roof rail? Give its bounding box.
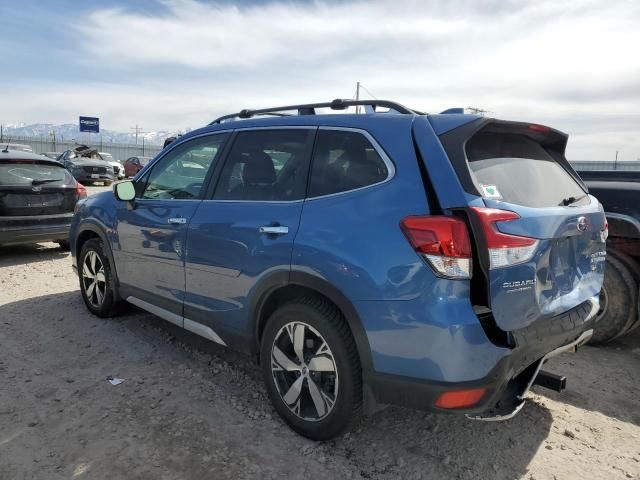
[210,98,418,125]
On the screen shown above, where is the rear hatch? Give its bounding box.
[415,117,607,334]
[0,160,79,216]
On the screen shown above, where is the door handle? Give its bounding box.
[259,225,289,235]
[168,217,187,225]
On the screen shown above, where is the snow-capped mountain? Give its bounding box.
[0,123,191,145]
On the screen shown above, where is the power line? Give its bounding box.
[359,84,378,100]
[353,82,380,114]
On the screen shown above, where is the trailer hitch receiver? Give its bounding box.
[533,370,567,392]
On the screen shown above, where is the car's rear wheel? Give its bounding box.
[260,297,362,440]
[79,239,123,317]
[609,250,640,337]
[590,252,639,344]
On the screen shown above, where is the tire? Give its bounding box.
[260,297,362,440]
[104,181,113,186]
[57,240,70,251]
[78,238,124,318]
[607,250,640,337]
[590,253,639,344]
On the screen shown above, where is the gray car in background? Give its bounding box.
[59,145,115,185]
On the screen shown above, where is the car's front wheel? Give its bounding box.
[260,297,362,440]
[79,239,123,317]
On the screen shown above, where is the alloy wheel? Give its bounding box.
[270,321,339,421]
[82,250,107,308]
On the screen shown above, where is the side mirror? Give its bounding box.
[114,180,136,202]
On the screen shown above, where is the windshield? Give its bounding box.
[0,162,72,186]
[466,132,587,208]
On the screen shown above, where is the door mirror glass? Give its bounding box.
[114,180,136,201]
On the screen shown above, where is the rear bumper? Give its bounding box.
[0,213,73,246]
[362,296,599,417]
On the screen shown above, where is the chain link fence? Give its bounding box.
[570,160,640,171]
[0,134,162,161]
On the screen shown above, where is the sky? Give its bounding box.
[0,0,638,160]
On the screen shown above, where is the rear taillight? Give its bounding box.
[76,182,87,199]
[400,216,472,279]
[471,207,538,269]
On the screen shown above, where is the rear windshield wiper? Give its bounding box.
[32,178,62,185]
[559,194,588,206]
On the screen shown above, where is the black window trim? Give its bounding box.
[134,131,231,202]
[304,126,396,202]
[204,125,318,204]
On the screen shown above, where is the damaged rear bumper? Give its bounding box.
[363,296,599,418]
[466,328,593,421]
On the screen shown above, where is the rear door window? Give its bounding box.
[466,132,587,208]
[213,129,314,201]
[308,129,390,198]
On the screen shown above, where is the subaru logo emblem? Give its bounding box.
[32,186,42,192]
[577,216,588,232]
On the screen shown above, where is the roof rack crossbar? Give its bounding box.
[210,98,416,124]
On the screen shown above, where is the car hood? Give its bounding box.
[69,159,112,168]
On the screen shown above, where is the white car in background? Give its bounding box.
[99,152,124,179]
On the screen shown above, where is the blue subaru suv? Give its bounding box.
[70,99,607,439]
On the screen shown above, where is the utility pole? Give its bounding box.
[614,150,619,170]
[130,124,144,145]
[1,122,3,143]
[355,81,360,114]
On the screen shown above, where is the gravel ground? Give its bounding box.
[1,185,639,479]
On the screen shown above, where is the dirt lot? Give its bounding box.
[1,186,639,480]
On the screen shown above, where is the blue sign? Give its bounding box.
[79,116,100,133]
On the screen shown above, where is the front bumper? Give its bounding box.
[0,213,73,246]
[73,172,115,183]
[363,296,599,417]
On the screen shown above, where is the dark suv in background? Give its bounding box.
[70,99,606,440]
[1,149,87,248]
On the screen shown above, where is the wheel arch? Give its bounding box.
[75,222,121,299]
[251,271,373,372]
[606,212,640,239]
